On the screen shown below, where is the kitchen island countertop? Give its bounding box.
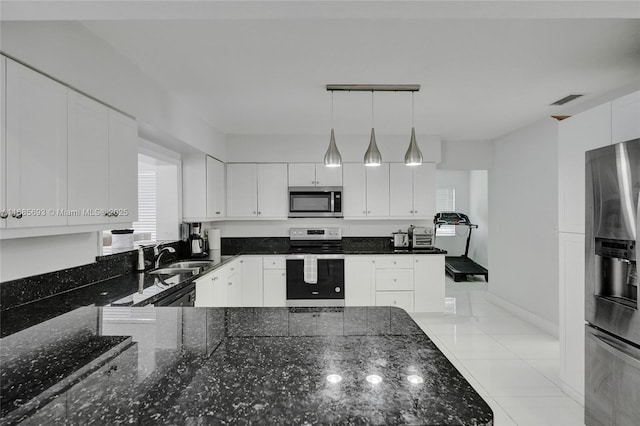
[1,306,492,425]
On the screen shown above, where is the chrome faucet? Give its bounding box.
[154,246,176,268]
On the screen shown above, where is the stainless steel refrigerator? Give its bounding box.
[585,139,640,425]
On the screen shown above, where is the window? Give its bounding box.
[436,188,456,236]
[133,157,158,242]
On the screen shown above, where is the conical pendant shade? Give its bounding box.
[324,128,342,167]
[364,128,382,166]
[404,127,423,166]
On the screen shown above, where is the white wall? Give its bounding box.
[489,117,559,327]
[226,133,442,164]
[438,140,492,170]
[469,170,489,268]
[1,21,226,159]
[0,233,98,281]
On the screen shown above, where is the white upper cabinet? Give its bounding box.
[288,163,342,187]
[365,163,390,218]
[389,163,436,219]
[257,163,288,218]
[412,163,436,220]
[611,90,640,144]
[108,110,138,224]
[226,163,258,218]
[342,163,367,218]
[227,163,287,219]
[4,59,68,228]
[207,156,226,218]
[183,154,226,221]
[68,91,110,225]
[342,163,390,219]
[389,164,413,218]
[559,102,612,234]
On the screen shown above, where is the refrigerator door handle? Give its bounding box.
[592,331,640,367]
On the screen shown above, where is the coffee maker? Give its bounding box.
[188,222,207,258]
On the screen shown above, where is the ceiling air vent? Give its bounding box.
[550,94,584,106]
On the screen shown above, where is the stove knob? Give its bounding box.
[335,287,341,293]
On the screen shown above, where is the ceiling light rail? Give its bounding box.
[326,84,420,92]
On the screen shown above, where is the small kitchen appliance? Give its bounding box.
[286,227,345,307]
[408,225,434,249]
[392,230,409,249]
[188,222,207,258]
[288,187,343,218]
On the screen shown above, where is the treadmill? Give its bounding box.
[434,212,488,282]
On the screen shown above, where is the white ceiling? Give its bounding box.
[4,1,640,141]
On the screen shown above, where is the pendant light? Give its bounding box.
[404,91,423,166]
[324,91,342,167]
[364,91,382,167]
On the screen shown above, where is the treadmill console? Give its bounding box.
[434,212,470,225]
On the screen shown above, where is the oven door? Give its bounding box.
[286,254,345,307]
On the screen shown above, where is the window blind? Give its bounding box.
[436,188,456,236]
[133,170,157,241]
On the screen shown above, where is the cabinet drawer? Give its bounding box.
[376,291,414,312]
[375,269,414,291]
[374,256,413,269]
[263,256,286,269]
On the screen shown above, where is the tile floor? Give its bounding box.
[410,277,585,426]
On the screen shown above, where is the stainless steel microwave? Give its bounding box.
[288,187,343,218]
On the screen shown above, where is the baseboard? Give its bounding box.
[487,293,559,338]
[560,380,585,406]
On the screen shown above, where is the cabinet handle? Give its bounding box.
[415,210,418,214]
[216,211,221,215]
[363,211,366,214]
[393,261,397,264]
[228,282,232,286]
[367,211,371,214]
[410,210,414,213]
[258,211,261,215]
[253,211,257,215]
[213,277,218,281]
[393,278,397,282]
[281,273,285,276]
[0,210,8,219]
[231,267,234,271]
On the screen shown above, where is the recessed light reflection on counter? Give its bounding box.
[407,375,424,384]
[366,374,383,385]
[326,374,343,384]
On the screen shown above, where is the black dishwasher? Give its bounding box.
[154,284,196,307]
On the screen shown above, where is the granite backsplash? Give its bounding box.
[0,241,186,311]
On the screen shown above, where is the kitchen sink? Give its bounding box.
[148,267,200,275]
[166,261,215,269]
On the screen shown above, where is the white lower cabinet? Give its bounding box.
[414,255,445,312]
[241,256,263,307]
[225,262,242,307]
[376,291,414,313]
[345,254,445,313]
[344,257,375,306]
[263,256,287,307]
[195,267,227,307]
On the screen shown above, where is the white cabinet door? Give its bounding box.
[207,156,226,218]
[241,257,263,307]
[366,163,390,217]
[342,163,367,218]
[315,164,342,186]
[226,271,242,307]
[559,103,612,234]
[0,56,5,229]
[227,163,257,217]
[288,163,315,186]
[211,268,229,307]
[612,90,640,144]
[413,255,445,312]
[257,163,288,219]
[413,162,436,219]
[376,291,414,313]
[5,59,68,228]
[389,163,414,218]
[559,232,585,401]
[345,256,375,306]
[195,272,215,307]
[108,110,137,223]
[263,269,286,307]
[375,269,414,291]
[68,90,109,225]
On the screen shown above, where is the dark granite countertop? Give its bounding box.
[0,306,492,425]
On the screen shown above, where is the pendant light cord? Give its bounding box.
[331,91,334,129]
[412,91,415,127]
[371,91,375,126]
